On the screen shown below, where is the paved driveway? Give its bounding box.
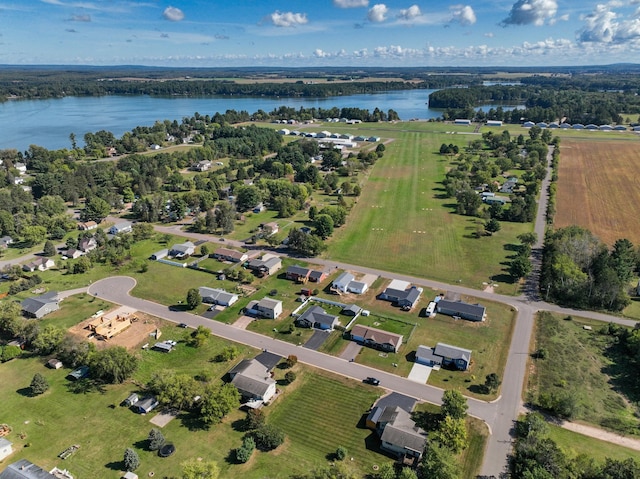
[407,363,432,384]
[303,330,330,350]
[340,341,363,361]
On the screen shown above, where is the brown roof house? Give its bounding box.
[350,324,403,353]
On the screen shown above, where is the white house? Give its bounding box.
[109,222,133,235]
[199,287,239,307]
[170,241,196,258]
[332,272,355,293]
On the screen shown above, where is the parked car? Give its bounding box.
[178,323,188,328]
[363,377,380,386]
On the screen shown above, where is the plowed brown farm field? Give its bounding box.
[555,138,640,245]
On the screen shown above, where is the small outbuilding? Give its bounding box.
[47,358,63,369]
[0,438,13,462]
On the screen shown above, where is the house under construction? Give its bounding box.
[86,306,137,339]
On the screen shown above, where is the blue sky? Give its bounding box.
[2,1,640,67]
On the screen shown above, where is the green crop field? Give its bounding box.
[327,124,531,293]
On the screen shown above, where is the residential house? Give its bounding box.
[0,438,13,462]
[21,292,60,319]
[22,257,55,272]
[295,305,339,331]
[376,406,426,464]
[64,248,82,259]
[350,324,403,353]
[286,265,311,283]
[247,254,282,277]
[136,396,159,414]
[484,196,509,206]
[347,281,368,294]
[193,160,212,172]
[213,248,248,263]
[332,272,355,293]
[454,119,472,125]
[378,280,422,309]
[109,222,132,235]
[198,287,239,307]
[78,221,98,231]
[0,236,13,248]
[367,136,381,142]
[78,237,97,253]
[246,298,283,319]
[14,163,27,174]
[436,299,486,322]
[416,343,472,370]
[522,121,535,128]
[486,120,503,127]
[169,241,196,259]
[0,459,57,479]
[228,354,280,406]
[309,270,327,283]
[150,249,169,260]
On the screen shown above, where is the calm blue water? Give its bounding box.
[0,89,516,151]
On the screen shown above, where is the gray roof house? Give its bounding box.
[376,406,426,463]
[416,343,472,371]
[136,396,159,414]
[169,241,196,258]
[295,305,339,330]
[228,357,278,405]
[21,292,60,319]
[109,221,132,235]
[436,299,486,322]
[332,272,355,293]
[198,287,239,307]
[0,459,57,479]
[378,285,422,309]
[246,297,283,319]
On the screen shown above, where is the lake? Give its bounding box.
[0,89,515,151]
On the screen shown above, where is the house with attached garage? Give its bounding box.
[109,221,132,235]
[227,352,282,407]
[286,265,311,283]
[309,270,327,283]
[198,287,239,307]
[350,324,403,353]
[78,237,97,253]
[332,272,354,293]
[416,343,472,371]
[213,247,248,263]
[245,297,283,319]
[378,280,422,309]
[295,305,339,331]
[22,257,55,272]
[376,406,426,465]
[436,299,486,322]
[169,241,196,259]
[21,292,60,319]
[247,254,282,277]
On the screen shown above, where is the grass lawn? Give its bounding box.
[266,372,390,475]
[42,294,113,330]
[0,335,401,478]
[327,123,532,294]
[527,312,640,435]
[546,424,640,463]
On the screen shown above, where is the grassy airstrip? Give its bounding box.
[327,122,532,294]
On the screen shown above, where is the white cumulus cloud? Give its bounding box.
[397,5,422,21]
[163,6,184,22]
[368,4,388,22]
[268,11,308,27]
[501,0,557,26]
[450,5,477,25]
[333,0,369,7]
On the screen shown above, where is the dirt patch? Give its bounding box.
[68,312,163,351]
[555,139,640,245]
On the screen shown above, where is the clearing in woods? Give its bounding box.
[555,138,640,245]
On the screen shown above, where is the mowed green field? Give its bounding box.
[328,124,531,292]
